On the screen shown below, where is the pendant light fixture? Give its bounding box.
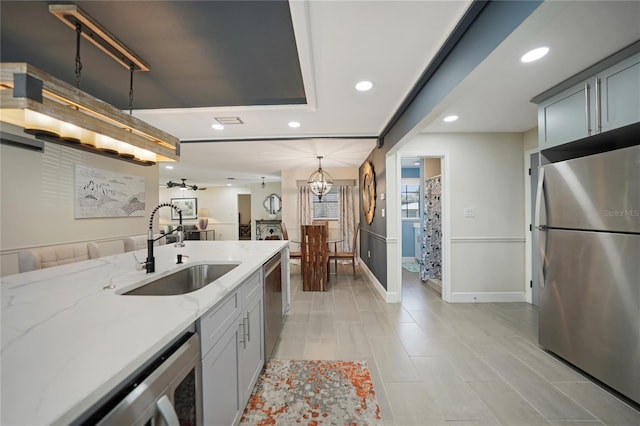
[307,156,333,201]
[0,4,179,165]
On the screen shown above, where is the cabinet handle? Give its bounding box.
[244,314,250,343]
[238,322,246,349]
[595,77,601,133]
[584,82,592,135]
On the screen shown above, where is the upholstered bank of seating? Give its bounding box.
[18,242,97,273]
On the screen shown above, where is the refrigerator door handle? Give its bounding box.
[535,167,547,289]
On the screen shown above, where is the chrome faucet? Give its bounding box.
[145,203,185,273]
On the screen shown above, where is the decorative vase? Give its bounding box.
[198,217,208,230]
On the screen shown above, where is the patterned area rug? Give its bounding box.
[240,360,383,425]
[402,260,420,273]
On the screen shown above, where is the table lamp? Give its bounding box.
[198,208,209,230]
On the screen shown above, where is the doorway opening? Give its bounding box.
[399,155,445,297]
[238,194,251,240]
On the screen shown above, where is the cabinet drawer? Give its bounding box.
[243,271,262,303]
[198,290,241,358]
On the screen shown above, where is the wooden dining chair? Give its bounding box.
[280,222,301,260]
[300,224,329,291]
[329,223,360,277]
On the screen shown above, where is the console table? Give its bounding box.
[186,229,215,241]
[256,220,282,240]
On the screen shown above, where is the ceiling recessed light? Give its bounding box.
[521,46,549,63]
[443,115,458,122]
[211,123,224,130]
[355,80,373,91]
[288,121,301,128]
[165,165,174,170]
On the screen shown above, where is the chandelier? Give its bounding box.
[307,156,333,201]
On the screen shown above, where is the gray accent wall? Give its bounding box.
[359,0,542,292]
[360,149,387,288]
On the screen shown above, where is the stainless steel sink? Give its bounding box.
[122,263,239,296]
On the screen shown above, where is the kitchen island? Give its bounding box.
[0,240,288,425]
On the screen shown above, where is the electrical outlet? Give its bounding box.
[380,193,385,200]
[367,250,371,258]
[464,207,475,218]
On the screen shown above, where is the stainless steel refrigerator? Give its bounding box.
[536,144,639,404]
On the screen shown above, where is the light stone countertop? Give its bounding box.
[0,240,287,426]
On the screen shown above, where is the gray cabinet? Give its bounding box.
[537,51,640,148]
[199,270,265,426]
[599,54,640,133]
[241,291,264,399]
[201,319,243,426]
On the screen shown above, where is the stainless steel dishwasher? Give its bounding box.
[263,253,283,361]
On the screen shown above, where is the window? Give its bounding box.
[401,184,420,218]
[313,187,338,220]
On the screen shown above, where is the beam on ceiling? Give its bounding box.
[379,0,543,150]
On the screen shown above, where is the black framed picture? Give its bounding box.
[170,198,197,220]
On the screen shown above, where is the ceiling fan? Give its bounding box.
[165,178,206,191]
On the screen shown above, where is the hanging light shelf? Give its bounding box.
[0,4,179,165]
[0,63,179,165]
[307,156,333,201]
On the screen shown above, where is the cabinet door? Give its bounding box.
[202,317,243,426]
[241,293,264,400]
[538,81,591,148]
[598,53,640,133]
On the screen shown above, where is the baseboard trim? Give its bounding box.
[449,291,526,303]
[358,257,399,303]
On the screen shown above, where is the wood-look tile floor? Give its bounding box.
[272,264,640,426]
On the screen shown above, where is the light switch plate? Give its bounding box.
[382,208,385,217]
[380,193,385,200]
[464,207,475,218]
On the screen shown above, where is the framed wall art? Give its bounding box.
[362,160,376,225]
[171,198,197,220]
[75,165,146,218]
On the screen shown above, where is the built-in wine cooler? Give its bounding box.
[81,332,202,426]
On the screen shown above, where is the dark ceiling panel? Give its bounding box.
[0,0,306,110]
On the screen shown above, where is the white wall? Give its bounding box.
[523,127,538,151]
[158,182,285,241]
[1,129,159,276]
[159,185,250,240]
[424,158,441,179]
[400,133,526,302]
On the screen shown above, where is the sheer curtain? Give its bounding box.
[298,186,313,226]
[338,185,355,251]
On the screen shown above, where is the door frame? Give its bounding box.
[524,147,540,304]
[390,151,450,303]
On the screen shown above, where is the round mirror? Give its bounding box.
[263,193,282,215]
